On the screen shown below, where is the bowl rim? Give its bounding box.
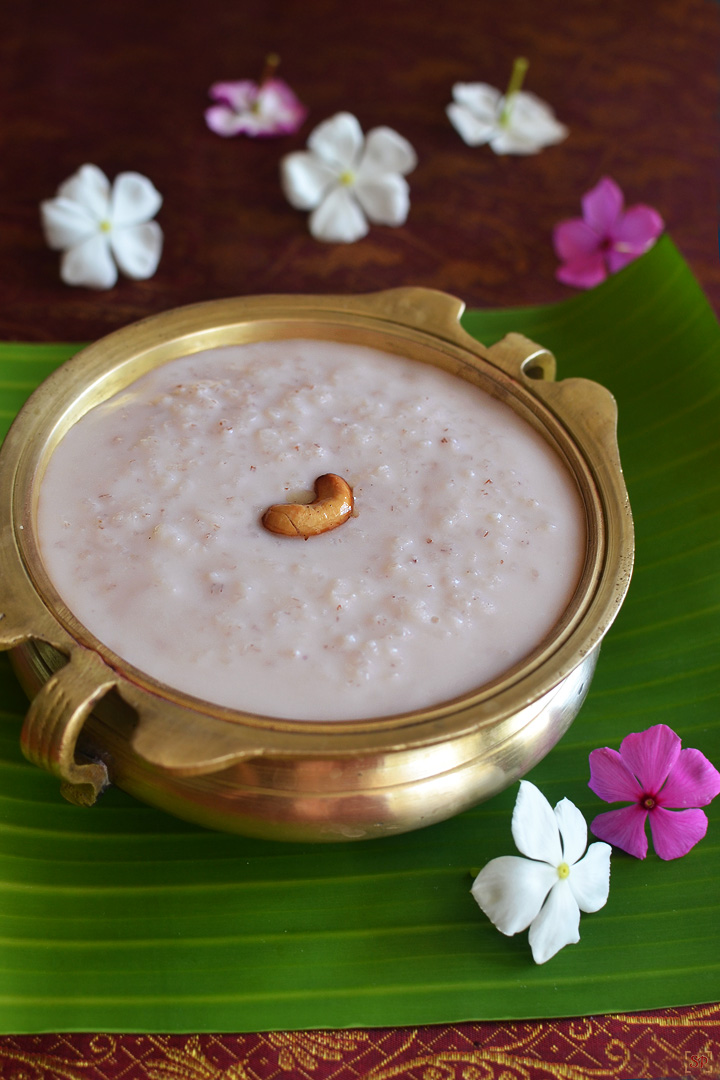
[0,287,634,790]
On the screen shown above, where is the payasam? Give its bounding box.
[36,339,586,721]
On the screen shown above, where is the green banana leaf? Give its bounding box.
[0,236,718,1034]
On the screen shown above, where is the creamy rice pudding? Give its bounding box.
[36,339,586,720]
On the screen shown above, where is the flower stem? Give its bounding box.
[252,53,281,113]
[499,56,529,127]
[260,52,280,86]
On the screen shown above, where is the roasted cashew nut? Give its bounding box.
[262,473,354,538]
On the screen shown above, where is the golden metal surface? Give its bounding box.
[0,288,634,841]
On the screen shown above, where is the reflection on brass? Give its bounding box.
[0,288,634,842]
[262,473,354,538]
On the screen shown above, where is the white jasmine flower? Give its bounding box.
[41,164,163,289]
[472,781,611,964]
[280,111,417,243]
[447,58,568,155]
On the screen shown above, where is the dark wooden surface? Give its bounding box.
[0,0,718,344]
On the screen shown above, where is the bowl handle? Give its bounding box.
[484,332,557,381]
[19,645,117,806]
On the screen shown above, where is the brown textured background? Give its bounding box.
[1,0,719,1072]
[0,0,717,344]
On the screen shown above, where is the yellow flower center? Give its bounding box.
[339,170,355,186]
[99,220,112,233]
[557,862,570,879]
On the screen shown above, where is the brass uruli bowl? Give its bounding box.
[0,289,634,842]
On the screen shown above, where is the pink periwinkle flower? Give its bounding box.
[205,59,307,138]
[553,176,664,289]
[589,724,720,860]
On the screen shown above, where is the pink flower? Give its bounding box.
[553,176,664,289]
[205,56,307,138]
[589,724,720,860]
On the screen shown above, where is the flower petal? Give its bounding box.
[60,234,117,290]
[554,797,588,866]
[590,804,649,859]
[500,91,568,152]
[40,197,97,250]
[308,112,363,170]
[569,841,611,912]
[353,174,410,226]
[581,176,624,236]
[555,252,608,290]
[605,205,664,272]
[254,80,308,135]
[111,173,162,228]
[358,127,417,177]
[512,780,563,865]
[528,880,581,964]
[619,724,682,794]
[649,806,709,860]
[207,80,258,112]
[446,103,496,147]
[57,164,111,222]
[489,127,547,155]
[553,219,601,262]
[658,747,720,808]
[204,104,250,137]
[613,204,665,250]
[588,746,644,804]
[471,855,558,936]
[109,221,163,280]
[451,83,502,123]
[280,152,336,210]
[308,187,368,243]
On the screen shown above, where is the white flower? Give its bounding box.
[40,164,163,289]
[472,781,611,964]
[447,82,568,155]
[280,111,417,243]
